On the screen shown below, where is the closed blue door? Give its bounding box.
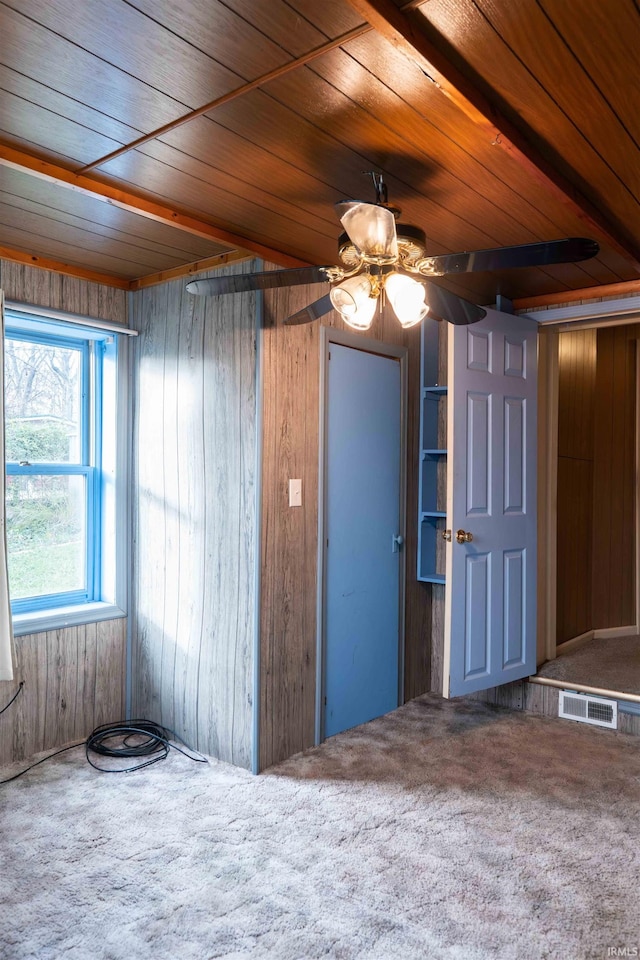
[324,342,402,738]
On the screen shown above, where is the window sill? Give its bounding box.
[12,602,126,637]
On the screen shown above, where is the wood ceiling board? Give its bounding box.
[108,127,620,299]
[199,82,619,290]
[472,0,640,196]
[416,0,640,235]
[0,145,293,265]
[0,189,230,268]
[0,166,233,260]
[125,0,323,78]
[0,3,191,134]
[276,0,367,37]
[0,65,144,148]
[267,46,609,260]
[132,0,328,62]
[196,88,530,255]
[331,32,609,238]
[539,0,640,142]
[0,219,156,280]
[0,0,242,107]
[147,114,340,235]
[103,146,340,267]
[345,0,640,268]
[0,200,191,273]
[0,89,128,166]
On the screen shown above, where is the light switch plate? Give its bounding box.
[289,478,302,507]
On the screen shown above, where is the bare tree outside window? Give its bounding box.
[5,337,86,600]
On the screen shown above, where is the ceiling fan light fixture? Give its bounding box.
[338,203,398,264]
[330,274,377,330]
[385,273,429,328]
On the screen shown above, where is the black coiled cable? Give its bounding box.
[86,719,208,773]
[0,718,208,784]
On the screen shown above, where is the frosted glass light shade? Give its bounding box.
[330,275,377,330]
[338,203,398,264]
[385,273,429,328]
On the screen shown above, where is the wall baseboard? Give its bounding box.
[555,631,594,656]
[592,625,638,640]
[555,626,638,658]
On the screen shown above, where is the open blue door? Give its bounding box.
[323,341,403,737]
[443,309,538,698]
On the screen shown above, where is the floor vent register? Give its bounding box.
[558,690,618,730]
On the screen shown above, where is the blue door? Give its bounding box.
[443,309,538,697]
[323,342,403,738]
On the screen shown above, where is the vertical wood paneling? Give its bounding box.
[555,324,636,644]
[0,258,128,767]
[259,287,430,770]
[130,266,257,769]
[591,326,637,629]
[556,457,594,642]
[0,619,126,767]
[556,329,597,643]
[0,259,127,322]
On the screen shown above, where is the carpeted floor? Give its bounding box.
[1,694,639,960]
[537,633,640,694]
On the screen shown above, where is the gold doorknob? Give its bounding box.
[456,529,473,544]
[442,529,452,542]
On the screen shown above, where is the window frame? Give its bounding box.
[4,309,128,635]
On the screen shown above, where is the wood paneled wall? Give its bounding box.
[591,325,637,629]
[0,259,127,320]
[259,285,431,770]
[129,267,257,769]
[556,329,597,643]
[556,324,637,642]
[0,259,128,766]
[0,620,126,766]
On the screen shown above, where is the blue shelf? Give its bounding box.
[418,573,446,585]
[423,385,448,397]
[418,318,447,584]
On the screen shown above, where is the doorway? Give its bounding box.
[317,329,407,741]
[537,320,640,699]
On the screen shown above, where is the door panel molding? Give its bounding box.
[444,308,538,698]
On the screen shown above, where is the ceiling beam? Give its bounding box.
[343,0,640,270]
[514,278,640,311]
[0,244,130,289]
[130,251,253,291]
[0,144,308,270]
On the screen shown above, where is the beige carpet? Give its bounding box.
[1,694,639,960]
[537,634,640,694]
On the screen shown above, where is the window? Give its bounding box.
[4,310,127,633]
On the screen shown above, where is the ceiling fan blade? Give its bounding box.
[335,201,398,263]
[419,238,600,277]
[283,294,334,326]
[186,265,330,296]
[423,280,487,325]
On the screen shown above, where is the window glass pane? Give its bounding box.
[5,338,83,463]
[5,474,86,600]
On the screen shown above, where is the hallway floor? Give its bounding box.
[537,633,640,695]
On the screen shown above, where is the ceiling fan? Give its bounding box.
[186,173,599,329]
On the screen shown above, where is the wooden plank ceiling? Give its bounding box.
[0,0,638,305]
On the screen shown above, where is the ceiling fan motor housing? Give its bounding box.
[338,222,427,270]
